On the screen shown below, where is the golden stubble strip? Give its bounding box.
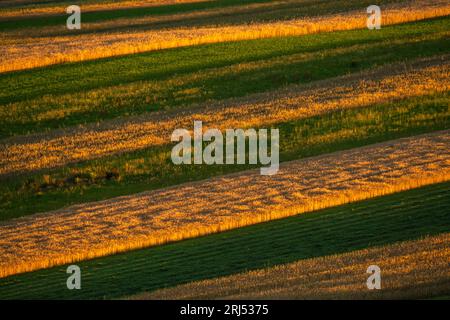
[0,0,208,18]
[1,56,449,177]
[0,131,449,278]
[1,0,449,73]
[129,233,450,300]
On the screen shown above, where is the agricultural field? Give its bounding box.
[0,0,449,302]
[1,181,449,299]
[133,232,450,300]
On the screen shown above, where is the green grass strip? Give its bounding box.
[0,181,448,299]
[0,17,449,137]
[1,92,448,220]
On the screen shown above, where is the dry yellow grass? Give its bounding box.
[0,0,207,18]
[0,131,449,278]
[1,0,449,73]
[1,56,448,176]
[2,0,305,37]
[129,233,450,299]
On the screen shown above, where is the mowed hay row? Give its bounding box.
[0,0,207,18]
[130,233,450,300]
[1,56,449,177]
[0,131,449,278]
[1,0,449,72]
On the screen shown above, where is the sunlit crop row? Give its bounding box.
[0,0,205,17]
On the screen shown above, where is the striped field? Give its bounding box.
[1,131,449,279]
[0,181,448,299]
[132,233,450,300]
[2,0,449,73]
[1,55,448,176]
[0,0,449,300]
